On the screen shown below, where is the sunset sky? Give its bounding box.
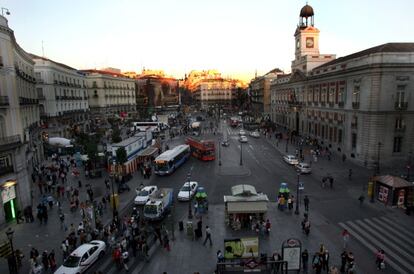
[2,0,413,81]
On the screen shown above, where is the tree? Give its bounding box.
[112,128,122,143]
[115,147,128,175]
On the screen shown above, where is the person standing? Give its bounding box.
[301,249,309,273]
[375,249,385,270]
[342,229,350,250]
[321,250,329,272]
[340,251,347,273]
[304,195,310,211]
[203,226,212,246]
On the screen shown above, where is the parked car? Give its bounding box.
[239,136,248,143]
[54,240,106,274]
[249,131,260,138]
[177,181,199,201]
[283,155,299,165]
[239,129,246,136]
[296,162,312,174]
[134,185,158,205]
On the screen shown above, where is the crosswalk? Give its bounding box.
[339,216,414,274]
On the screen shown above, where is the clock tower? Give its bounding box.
[292,4,334,73]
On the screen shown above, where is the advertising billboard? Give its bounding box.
[224,237,259,259]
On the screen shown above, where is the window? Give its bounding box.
[338,129,343,144]
[88,246,98,256]
[352,84,360,103]
[0,115,5,138]
[396,85,405,103]
[395,117,405,129]
[351,133,357,149]
[393,137,402,153]
[0,55,3,67]
[338,86,345,103]
[329,86,335,103]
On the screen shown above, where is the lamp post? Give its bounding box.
[239,141,243,166]
[6,227,16,274]
[218,138,222,166]
[295,172,300,215]
[376,142,382,175]
[407,151,412,181]
[187,165,194,219]
[111,159,118,220]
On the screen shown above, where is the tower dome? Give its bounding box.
[300,5,314,18]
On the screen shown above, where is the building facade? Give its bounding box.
[31,55,90,138]
[271,5,414,169]
[81,69,136,119]
[249,68,284,118]
[193,79,237,109]
[0,14,42,224]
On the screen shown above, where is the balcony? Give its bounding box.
[395,102,408,111]
[0,135,21,152]
[338,101,344,107]
[395,126,406,133]
[38,94,46,100]
[352,102,360,109]
[19,97,39,105]
[328,102,334,107]
[0,165,14,176]
[0,96,9,107]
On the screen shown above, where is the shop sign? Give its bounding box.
[1,185,16,204]
[282,238,301,271]
[224,237,259,259]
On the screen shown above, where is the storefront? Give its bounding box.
[373,175,414,208]
[224,185,269,230]
[1,180,18,222]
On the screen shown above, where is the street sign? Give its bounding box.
[0,242,12,258]
[299,182,304,190]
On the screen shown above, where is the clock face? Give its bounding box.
[296,39,300,49]
[306,37,314,48]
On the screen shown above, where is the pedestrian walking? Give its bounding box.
[203,225,212,246]
[163,233,170,252]
[48,250,56,271]
[375,249,385,270]
[304,195,310,211]
[312,252,322,274]
[322,250,330,272]
[358,194,365,206]
[340,251,347,273]
[302,249,309,273]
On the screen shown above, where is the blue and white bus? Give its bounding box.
[154,145,191,175]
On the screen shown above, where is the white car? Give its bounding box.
[134,185,158,205]
[239,129,246,136]
[249,131,260,138]
[239,136,248,143]
[296,162,312,174]
[54,240,106,274]
[177,181,198,201]
[283,155,299,165]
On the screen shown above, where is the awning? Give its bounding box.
[137,146,159,157]
[373,175,413,188]
[226,201,268,214]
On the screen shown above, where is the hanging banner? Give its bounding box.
[1,185,16,204]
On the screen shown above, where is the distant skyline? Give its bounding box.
[2,0,413,81]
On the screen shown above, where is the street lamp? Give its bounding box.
[295,172,300,215]
[111,159,118,220]
[187,172,193,219]
[376,142,382,175]
[239,141,243,166]
[6,227,16,274]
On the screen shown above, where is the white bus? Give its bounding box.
[154,145,191,175]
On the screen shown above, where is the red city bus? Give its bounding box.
[185,137,216,161]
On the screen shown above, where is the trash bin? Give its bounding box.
[179,221,184,231]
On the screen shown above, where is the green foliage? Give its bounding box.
[116,147,128,165]
[112,129,122,143]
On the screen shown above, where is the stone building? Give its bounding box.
[0,14,42,224]
[271,4,414,170]
[31,54,90,138]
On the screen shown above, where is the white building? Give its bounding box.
[0,14,42,224]
[31,54,90,137]
[81,69,136,119]
[271,4,414,171]
[193,79,236,109]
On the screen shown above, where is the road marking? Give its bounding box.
[355,219,414,262]
[379,217,414,242]
[342,221,413,272]
[368,218,414,252]
[338,222,408,274]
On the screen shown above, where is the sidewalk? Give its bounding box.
[0,159,148,274]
